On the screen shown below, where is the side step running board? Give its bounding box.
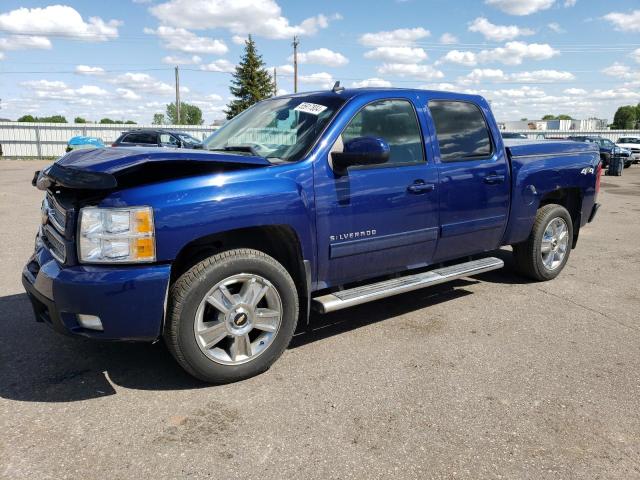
[312,257,504,314]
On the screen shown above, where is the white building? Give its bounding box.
[499,117,608,131]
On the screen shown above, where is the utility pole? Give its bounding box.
[273,67,277,96]
[292,35,299,93]
[175,65,181,124]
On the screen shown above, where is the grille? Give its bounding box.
[45,193,67,234]
[43,224,66,263]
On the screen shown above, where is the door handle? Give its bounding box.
[407,181,435,194]
[484,174,505,185]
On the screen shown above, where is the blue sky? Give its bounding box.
[0,0,639,123]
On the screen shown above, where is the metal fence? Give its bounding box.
[1,122,639,159]
[0,122,219,158]
[501,129,640,142]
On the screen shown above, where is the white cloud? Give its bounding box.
[564,0,576,6]
[116,88,141,101]
[601,63,635,79]
[468,17,534,41]
[109,72,179,96]
[481,41,558,65]
[0,35,51,51]
[590,88,640,101]
[439,33,458,44]
[162,55,202,65]
[604,10,640,33]
[632,48,640,64]
[200,59,235,72]
[150,0,334,39]
[273,64,294,75]
[351,78,392,88]
[377,63,444,80]
[508,69,574,82]
[144,26,227,55]
[75,65,105,75]
[461,68,507,84]
[0,52,4,60]
[485,0,555,15]
[293,48,348,67]
[0,5,120,41]
[21,80,108,103]
[441,50,478,66]
[421,83,458,91]
[364,46,427,64]
[460,68,573,84]
[299,72,334,86]
[359,27,430,47]
[496,86,547,98]
[564,88,586,95]
[441,41,557,67]
[547,22,565,33]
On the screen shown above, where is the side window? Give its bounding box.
[428,101,493,162]
[160,133,179,146]
[123,132,157,144]
[342,99,424,166]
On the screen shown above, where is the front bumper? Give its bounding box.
[22,246,171,341]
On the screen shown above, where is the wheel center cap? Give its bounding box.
[234,312,248,327]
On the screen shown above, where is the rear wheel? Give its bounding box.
[165,248,299,383]
[513,204,573,281]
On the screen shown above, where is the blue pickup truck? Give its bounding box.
[24,87,601,383]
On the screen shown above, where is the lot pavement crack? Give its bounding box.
[536,287,640,334]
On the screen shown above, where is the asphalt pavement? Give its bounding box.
[1,160,639,479]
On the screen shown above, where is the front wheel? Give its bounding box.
[165,249,299,383]
[513,204,573,281]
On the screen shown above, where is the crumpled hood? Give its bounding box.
[57,146,271,174]
[38,147,272,190]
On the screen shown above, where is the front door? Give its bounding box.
[427,99,510,262]
[314,96,439,288]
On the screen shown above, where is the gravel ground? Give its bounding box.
[1,160,639,480]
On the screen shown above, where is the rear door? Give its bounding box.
[426,99,509,262]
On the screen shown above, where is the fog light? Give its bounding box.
[77,314,103,331]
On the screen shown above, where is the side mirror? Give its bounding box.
[192,143,204,150]
[331,136,390,175]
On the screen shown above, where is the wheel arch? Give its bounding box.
[537,187,583,248]
[169,225,311,332]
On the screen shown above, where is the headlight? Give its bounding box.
[78,206,155,263]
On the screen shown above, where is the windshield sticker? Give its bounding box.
[294,102,328,115]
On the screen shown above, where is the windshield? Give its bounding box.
[598,139,614,147]
[619,138,639,143]
[203,95,346,162]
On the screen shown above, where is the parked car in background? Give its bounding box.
[501,132,528,139]
[616,137,640,165]
[567,136,632,168]
[26,87,601,383]
[112,129,203,149]
[65,136,105,153]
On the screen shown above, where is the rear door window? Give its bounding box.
[428,101,493,162]
[123,132,158,144]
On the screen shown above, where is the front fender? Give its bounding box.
[99,165,316,264]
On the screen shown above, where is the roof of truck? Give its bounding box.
[279,87,485,102]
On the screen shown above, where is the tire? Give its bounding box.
[512,204,573,281]
[624,161,631,169]
[165,248,299,383]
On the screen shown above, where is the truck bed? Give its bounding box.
[504,139,598,158]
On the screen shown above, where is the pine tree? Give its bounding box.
[225,35,274,120]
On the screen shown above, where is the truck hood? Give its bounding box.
[38,147,272,190]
